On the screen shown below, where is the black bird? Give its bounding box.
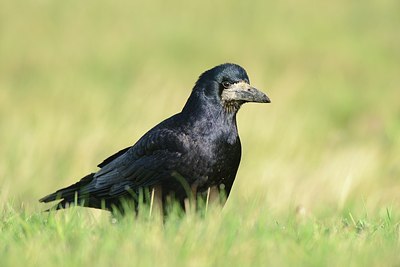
[40,63,270,212]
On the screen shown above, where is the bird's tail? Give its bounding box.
[39,173,98,210]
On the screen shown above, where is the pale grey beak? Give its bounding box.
[221,81,271,103]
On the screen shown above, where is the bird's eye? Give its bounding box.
[222,81,231,89]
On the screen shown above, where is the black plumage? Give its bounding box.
[40,63,270,212]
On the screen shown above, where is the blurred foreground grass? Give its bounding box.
[1,203,400,266]
[1,0,400,266]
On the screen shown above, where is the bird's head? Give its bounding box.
[191,63,270,114]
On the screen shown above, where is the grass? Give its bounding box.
[1,203,400,266]
[1,0,400,266]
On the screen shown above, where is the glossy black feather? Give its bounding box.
[97,147,130,168]
[40,63,267,211]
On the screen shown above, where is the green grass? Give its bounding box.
[2,203,400,266]
[1,0,400,266]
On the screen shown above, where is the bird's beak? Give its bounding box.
[221,81,271,103]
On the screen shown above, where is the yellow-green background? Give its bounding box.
[1,0,399,266]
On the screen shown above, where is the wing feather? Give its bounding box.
[83,127,190,199]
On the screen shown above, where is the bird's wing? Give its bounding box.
[81,127,191,198]
[97,147,131,168]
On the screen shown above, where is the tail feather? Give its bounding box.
[39,173,96,209]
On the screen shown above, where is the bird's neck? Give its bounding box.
[183,91,237,121]
[181,93,239,143]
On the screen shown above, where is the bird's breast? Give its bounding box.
[184,133,241,189]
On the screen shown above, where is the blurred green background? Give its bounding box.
[0,0,399,215]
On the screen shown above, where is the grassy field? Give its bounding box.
[1,0,400,266]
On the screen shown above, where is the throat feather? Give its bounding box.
[223,101,240,113]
